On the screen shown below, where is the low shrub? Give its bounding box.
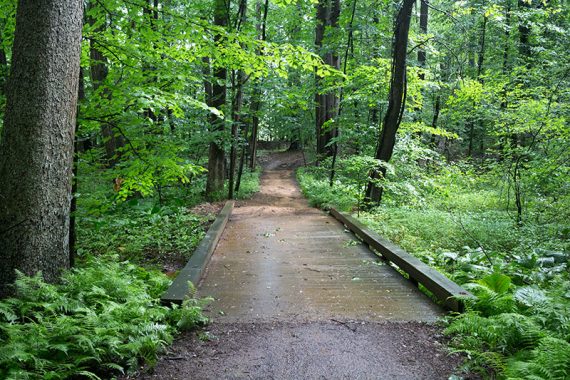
[0,256,210,380]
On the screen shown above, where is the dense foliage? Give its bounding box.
[298,136,569,378]
[0,257,210,379]
[0,0,568,378]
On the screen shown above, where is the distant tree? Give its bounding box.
[315,0,340,161]
[206,0,229,197]
[0,0,83,297]
[365,0,414,204]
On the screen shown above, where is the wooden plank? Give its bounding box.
[330,208,474,312]
[161,201,234,305]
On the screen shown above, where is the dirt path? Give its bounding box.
[140,151,468,379]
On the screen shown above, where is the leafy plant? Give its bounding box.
[0,256,210,380]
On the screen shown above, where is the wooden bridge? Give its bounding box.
[162,152,471,321]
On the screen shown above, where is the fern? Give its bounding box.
[0,256,210,379]
[506,337,570,380]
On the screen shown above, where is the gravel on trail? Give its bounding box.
[138,320,471,380]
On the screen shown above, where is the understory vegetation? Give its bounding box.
[1,0,568,378]
[298,137,570,378]
[0,159,260,378]
[0,257,210,379]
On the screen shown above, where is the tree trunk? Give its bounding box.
[0,0,83,297]
[70,68,85,268]
[249,0,269,170]
[518,0,531,59]
[0,31,7,96]
[206,0,228,197]
[315,0,340,161]
[365,0,414,205]
[418,0,428,80]
[329,0,357,186]
[88,3,123,165]
[229,71,245,199]
[229,0,248,200]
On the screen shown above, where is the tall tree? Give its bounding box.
[417,0,428,81]
[365,0,415,204]
[248,0,269,170]
[228,0,248,199]
[315,0,341,161]
[0,0,83,297]
[206,0,229,197]
[88,2,124,166]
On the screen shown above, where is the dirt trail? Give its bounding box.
[140,151,468,379]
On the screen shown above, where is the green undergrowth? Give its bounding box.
[0,160,263,379]
[0,256,210,379]
[297,150,570,379]
[76,201,208,267]
[76,160,261,267]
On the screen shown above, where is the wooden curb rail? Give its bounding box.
[161,200,234,305]
[330,208,474,312]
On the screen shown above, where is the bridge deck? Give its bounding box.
[198,157,442,322]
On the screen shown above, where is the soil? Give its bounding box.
[133,150,474,379]
[139,321,471,380]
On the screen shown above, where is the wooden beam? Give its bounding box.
[330,208,474,312]
[161,200,234,305]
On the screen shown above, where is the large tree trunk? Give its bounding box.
[365,0,414,205]
[315,0,340,161]
[0,0,83,297]
[206,0,228,197]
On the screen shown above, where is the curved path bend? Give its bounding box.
[141,151,466,380]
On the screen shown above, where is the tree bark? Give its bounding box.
[249,0,269,170]
[365,0,414,204]
[0,0,83,297]
[228,0,248,199]
[518,0,531,59]
[418,0,428,81]
[70,68,86,268]
[206,0,228,197]
[88,5,124,166]
[315,0,340,161]
[0,31,7,96]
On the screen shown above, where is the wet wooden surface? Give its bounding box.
[330,208,474,312]
[198,155,443,322]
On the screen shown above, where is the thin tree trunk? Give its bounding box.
[229,0,248,199]
[206,0,228,197]
[88,2,124,165]
[249,0,269,170]
[329,0,357,186]
[315,0,340,161]
[518,0,531,59]
[365,0,414,205]
[229,71,246,199]
[0,0,83,297]
[235,121,249,193]
[418,0,428,80]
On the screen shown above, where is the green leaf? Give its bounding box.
[479,272,511,294]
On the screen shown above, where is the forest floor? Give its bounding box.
[137,151,473,379]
